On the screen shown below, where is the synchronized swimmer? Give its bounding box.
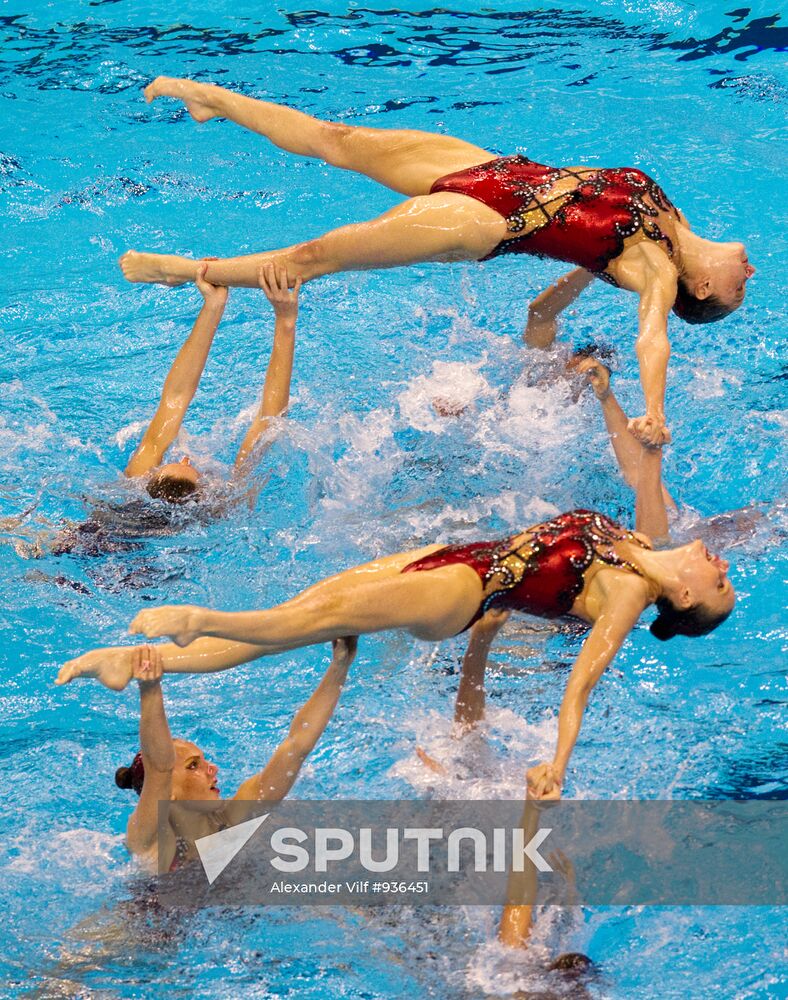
[3,263,301,557]
[48,75,749,976]
[58,358,734,801]
[114,638,355,871]
[120,76,754,447]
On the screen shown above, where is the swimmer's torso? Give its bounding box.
[402,509,651,631]
[430,155,682,283]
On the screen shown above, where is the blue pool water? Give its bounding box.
[1,1,786,996]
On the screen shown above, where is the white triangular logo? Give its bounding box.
[195,813,269,885]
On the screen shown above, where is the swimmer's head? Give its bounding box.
[651,539,735,641]
[548,952,594,974]
[673,242,755,324]
[115,739,221,800]
[431,396,467,418]
[146,456,201,504]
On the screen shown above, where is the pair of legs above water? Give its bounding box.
[121,76,507,287]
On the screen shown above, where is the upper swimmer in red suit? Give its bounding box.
[121,77,755,447]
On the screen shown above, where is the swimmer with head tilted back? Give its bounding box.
[6,263,301,556]
[58,371,735,800]
[123,263,302,506]
[121,77,755,447]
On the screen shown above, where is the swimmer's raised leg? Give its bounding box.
[119,191,507,286]
[144,76,495,197]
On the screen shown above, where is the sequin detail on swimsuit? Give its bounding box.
[401,509,650,632]
[430,155,678,283]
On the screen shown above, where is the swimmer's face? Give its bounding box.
[673,539,736,620]
[706,242,756,313]
[171,739,220,800]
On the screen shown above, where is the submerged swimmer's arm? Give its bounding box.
[415,609,509,774]
[523,268,595,348]
[573,356,676,516]
[125,648,176,857]
[612,244,676,447]
[634,441,670,545]
[124,265,227,478]
[527,584,647,799]
[499,794,542,948]
[230,637,355,807]
[234,266,301,475]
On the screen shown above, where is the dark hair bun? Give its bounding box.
[115,765,134,789]
[650,596,731,642]
[115,751,145,794]
[649,615,675,641]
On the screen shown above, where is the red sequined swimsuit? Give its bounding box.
[430,156,679,283]
[401,510,649,633]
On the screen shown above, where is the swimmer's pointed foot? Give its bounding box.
[143,76,221,123]
[130,604,204,647]
[56,647,135,691]
[119,251,189,286]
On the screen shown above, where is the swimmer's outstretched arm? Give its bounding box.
[526,579,648,799]
[608,241,676,447]
[500,843,580,950]
[573,356,676,523]
[499,793,540,947]
[230,637,356,805]
[523,268,595,349]
[124,647,177,860]
[124,264,228,478]
[233,265,301,475]
[574,354,671,542]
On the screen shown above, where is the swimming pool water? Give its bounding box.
[1,1,786,997]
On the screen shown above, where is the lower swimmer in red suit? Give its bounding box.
[58,439,734,801]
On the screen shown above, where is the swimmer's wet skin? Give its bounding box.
[125,76,755,447]
[61,466,735,802]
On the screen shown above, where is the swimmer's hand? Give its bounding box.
[259,263,301,318]
[628,413,671,447]
[330,635,358,673]
[133,644,164,688]
[130,604,206,646]
[526,762,562,800]
[195,260,228,308]
[56,646,135,691]
[568,355,611,401]
[474,607,511,637]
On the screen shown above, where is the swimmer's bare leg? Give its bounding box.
[144,76,495,196]
[119,192,507,286]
